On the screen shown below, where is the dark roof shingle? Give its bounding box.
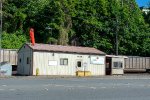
[27,43,106,55]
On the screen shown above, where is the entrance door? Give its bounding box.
[106,58,112,75]
[76,60,83,71]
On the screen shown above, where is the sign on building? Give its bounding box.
[48,60,57,66]
[90,56,104,65]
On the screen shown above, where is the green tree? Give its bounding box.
[2,31,27,49]
[2,0,150,56]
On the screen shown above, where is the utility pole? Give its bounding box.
[45,26,52,44]
[0,0,2,68]
[115,0,123,56]
[0,0,2,49]
[116,18,119,56]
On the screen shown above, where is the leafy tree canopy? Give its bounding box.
[1,0,150,56]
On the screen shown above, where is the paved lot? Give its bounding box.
[0,75,150,100]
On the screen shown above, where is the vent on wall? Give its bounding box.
[77,56,82,58]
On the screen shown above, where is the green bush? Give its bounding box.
[1,31,27,49]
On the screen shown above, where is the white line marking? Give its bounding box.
[9,89,16,91]
[2,85,7,87]
[44,88,49,91]
[90,87,96,89]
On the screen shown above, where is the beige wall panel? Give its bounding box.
[112,69,124,74]
[33,52,105,76]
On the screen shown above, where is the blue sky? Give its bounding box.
[136,0,149,7]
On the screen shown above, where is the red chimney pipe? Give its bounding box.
[29,28,35,46]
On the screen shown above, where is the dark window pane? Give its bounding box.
[77,61,81,67]
[118,62,123,68]
[64,59,68,65]
[60,59,63,65]
[113,62,118,68]
[60,58,68,65]
[27,57,29,64]
[113,62,123,68]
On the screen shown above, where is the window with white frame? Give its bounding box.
[60,58,68,65]
[113,61,123,69]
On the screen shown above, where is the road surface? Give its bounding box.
[0,75,150,100]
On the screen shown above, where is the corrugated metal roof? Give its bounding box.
[106,55,128,58]
[26,43,106,55]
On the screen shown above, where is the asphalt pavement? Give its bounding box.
[0,75,150,100]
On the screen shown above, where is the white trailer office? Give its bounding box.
[17,43,106,76]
